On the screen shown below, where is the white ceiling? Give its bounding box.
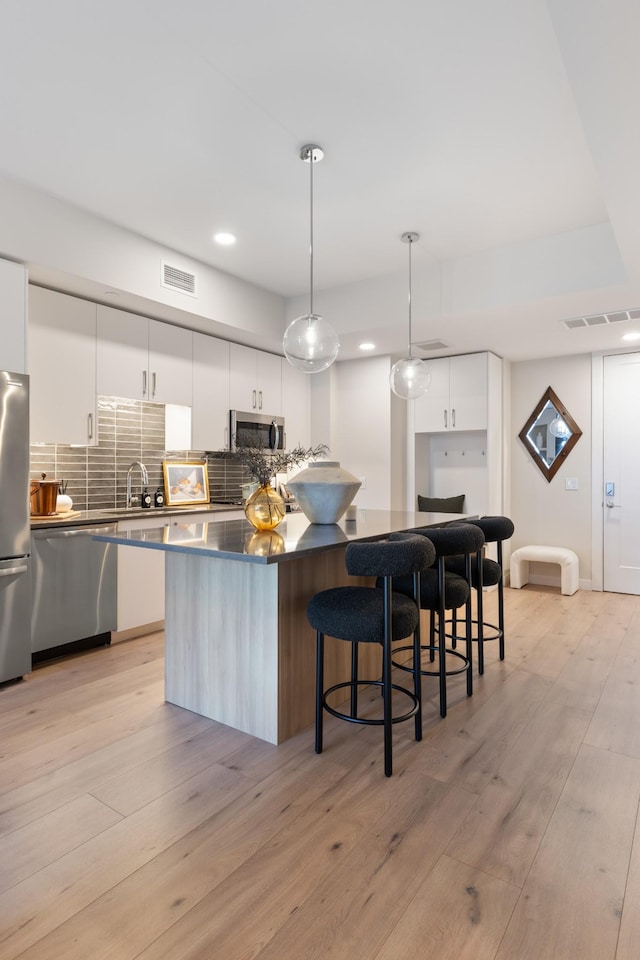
[2,0,640,361]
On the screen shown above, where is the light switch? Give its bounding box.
[565,477,578,491]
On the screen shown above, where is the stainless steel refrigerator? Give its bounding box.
[0,371,31,683]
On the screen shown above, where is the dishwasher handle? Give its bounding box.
[32,524,117,540]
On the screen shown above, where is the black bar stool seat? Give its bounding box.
[308,533,435,777]
[390,523,485,718]
[448,515,514,673]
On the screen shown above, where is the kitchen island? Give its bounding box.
[95,509,469,744]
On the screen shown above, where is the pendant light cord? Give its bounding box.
[309,148,314,318]
[407,235,413,358]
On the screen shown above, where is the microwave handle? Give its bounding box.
[269,421,280,452]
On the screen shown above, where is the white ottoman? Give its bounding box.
[510,546,579,596]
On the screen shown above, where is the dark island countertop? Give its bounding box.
[93,508,472,564]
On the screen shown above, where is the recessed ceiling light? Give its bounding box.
[214,232,236,246]
[622,331,640,342]
[359,342,375,351]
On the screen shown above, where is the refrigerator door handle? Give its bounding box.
[0,563,28,576]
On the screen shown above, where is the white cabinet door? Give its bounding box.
[449,353,488,431]
[413,353,488,433]
[0,259,27,374]
[116,516,170,632]
[257,351,282,416]
[414,358,450,432]
[29,286,97,445]
[97,310,193,406]
[282,361,310,449]
[148,320,193,406]
[96,305,148,400]
[229,343,258,411]
[229,343,283,415]
[192,332,230,450]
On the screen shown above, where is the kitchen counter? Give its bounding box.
[92,508,466,563]
[30,502,243,529]
[94,509,470,745]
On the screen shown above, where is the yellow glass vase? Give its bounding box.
[244,484,286,531]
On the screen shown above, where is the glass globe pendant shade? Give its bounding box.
[283,312,340,373]
[549,415,571,439]
[389,356,431,399]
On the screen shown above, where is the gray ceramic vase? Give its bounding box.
[287,461,361,524]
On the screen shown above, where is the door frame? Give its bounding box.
[590,347,640,592]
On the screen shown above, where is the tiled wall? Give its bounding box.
[30,397,246,510]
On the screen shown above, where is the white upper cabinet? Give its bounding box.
[96,306,148,399]
[0,259,27,374]
[414,353,489,433]
[148,320,192,406]
[281,360,310,449]
[96,305,193,406]
[192,332,230,451]
[229,343,282,415]
[29,286,97,445]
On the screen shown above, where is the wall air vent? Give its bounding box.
[161,261,197,297]
[414,339,449,352]
[561,309,639,330]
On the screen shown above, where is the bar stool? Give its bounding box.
[446,515,514,673]
[308,533,435,777]
[391,523,485,718]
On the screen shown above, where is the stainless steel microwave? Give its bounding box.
[230,410,285,452]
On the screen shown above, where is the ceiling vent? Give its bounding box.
[161,261,197,297]
[561,308,638,330]
[414,339,449,352]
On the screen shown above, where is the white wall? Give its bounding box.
[511,354,593,586]
[0,174,284,353]
[309,356,394,510]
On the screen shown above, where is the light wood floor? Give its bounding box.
[2,585,640,959]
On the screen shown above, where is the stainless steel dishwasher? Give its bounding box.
[30,523,117,656]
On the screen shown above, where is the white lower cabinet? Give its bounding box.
[116,516,170,633]
[116,510,246,633]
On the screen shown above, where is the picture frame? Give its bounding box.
[162,460,210,506]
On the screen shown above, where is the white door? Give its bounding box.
[603,352,640,594]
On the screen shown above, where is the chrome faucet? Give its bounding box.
[126,461,149,507]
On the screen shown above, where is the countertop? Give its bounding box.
[92,509,472,564]
[30,502,244,530]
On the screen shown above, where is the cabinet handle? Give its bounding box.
[152,372,157,397]
[452,408,456,428]
[252,389,257,409]
[88,413,93,440]
[444,409,447,429]
[142,370,147,396]
[224,426,229,449]
[258,390,263,410]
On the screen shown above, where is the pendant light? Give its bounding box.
[389,232,430,399]
[549,414,571,439]
[283,144,340,373]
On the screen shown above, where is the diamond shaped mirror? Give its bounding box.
[518,386,583,482]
